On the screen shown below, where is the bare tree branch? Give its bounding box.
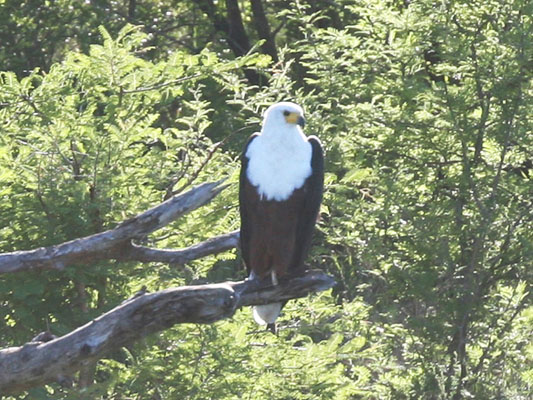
[121,230,240,264]
[0,270,335,394]
[0,180,228,275]
[121,73,203,94]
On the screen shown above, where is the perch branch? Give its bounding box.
[0,270,335,394]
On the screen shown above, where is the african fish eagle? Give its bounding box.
[239,101,324,332]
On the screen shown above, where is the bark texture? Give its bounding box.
[0,180,228,274]
[0,270,335,394]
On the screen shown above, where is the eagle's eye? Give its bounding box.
[283,110,290,116]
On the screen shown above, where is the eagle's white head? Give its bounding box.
[261,101,306,134]
[246,101,312,201]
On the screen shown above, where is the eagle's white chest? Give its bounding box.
[246,131,312,201]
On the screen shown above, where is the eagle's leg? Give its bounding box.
[245,270,264,290]
[246,270,278,288]
[271,270,279,286]
[246,270,258,282]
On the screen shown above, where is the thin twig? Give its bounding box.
[122,74,203,94]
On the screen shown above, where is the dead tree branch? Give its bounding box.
[0,270,335,394]
[121,230,240,264]
[0,180,228,274]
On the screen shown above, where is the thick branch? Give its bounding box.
[0,180,227,274]
[0,270,335,394]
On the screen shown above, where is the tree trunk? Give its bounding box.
[249,0,278,62]
[192,0,263,85]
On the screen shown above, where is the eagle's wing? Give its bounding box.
[291,136,324,272]
[239,133,260,276]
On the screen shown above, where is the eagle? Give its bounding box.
[239,101,324,332]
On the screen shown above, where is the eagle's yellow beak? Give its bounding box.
[285,112,306,127]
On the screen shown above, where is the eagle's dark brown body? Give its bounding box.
[241,180,308,279]
[239,134,324,281]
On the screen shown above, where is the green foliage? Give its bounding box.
[286,0,533,397]
[0,23,257,371]
[1,0,532,399]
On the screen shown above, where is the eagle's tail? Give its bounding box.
[251,270,282,332]
[253,303,282,326]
